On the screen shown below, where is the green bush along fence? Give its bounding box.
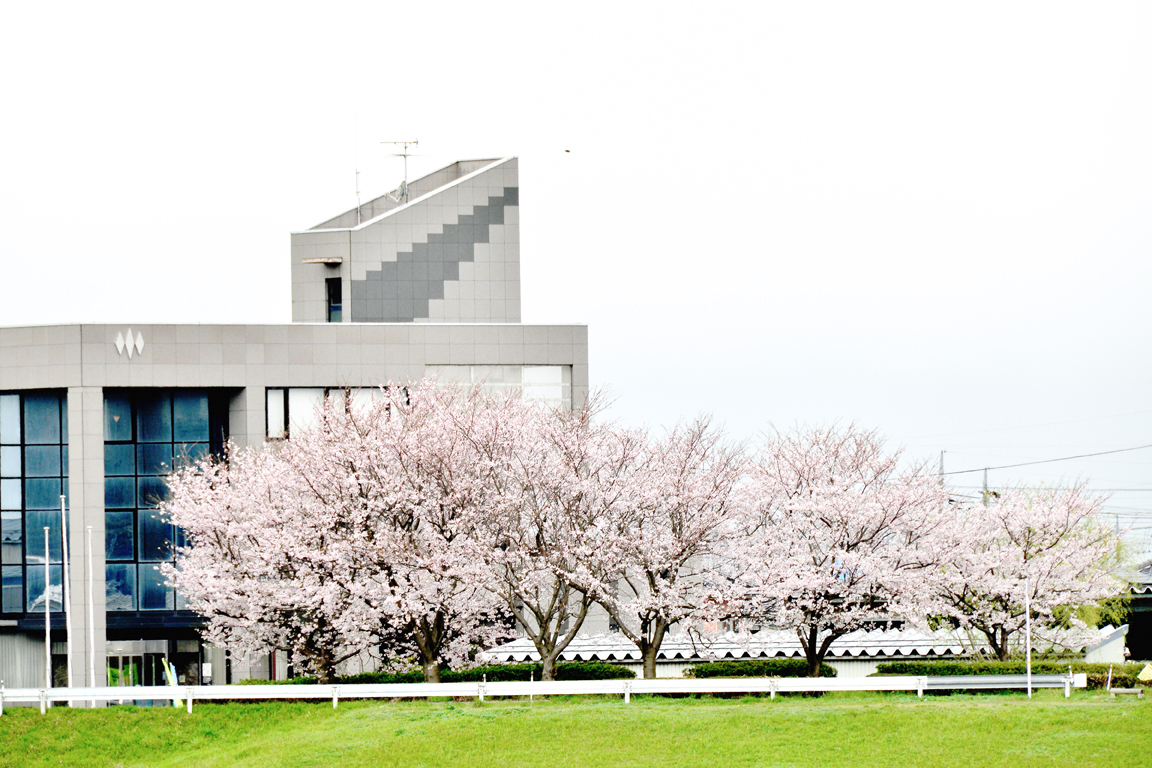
[873,660,1149,690]
[687,659,837,678]
[244,661,635,686]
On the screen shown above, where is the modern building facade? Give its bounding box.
[0,157,589,688]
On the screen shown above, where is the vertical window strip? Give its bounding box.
[0,391,68,615]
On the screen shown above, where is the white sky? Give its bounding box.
[1,2,1149,555]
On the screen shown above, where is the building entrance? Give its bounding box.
[106,639,171,687]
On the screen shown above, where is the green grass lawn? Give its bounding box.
[0,690,1148,768]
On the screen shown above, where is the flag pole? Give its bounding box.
[44,527,51,700]
[87,526,96,706]
[60,496,73,692]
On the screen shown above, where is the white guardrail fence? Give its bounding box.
[0,672,1088,715]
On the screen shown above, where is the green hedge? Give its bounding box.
[242,661,634,686]
[688,659,837,678]
[873,660,1150,690]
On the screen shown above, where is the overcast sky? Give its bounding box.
[1,3,1149,556]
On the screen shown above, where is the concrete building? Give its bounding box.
[0,157,588,688]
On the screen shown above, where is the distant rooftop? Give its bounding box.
[310,158,504,231]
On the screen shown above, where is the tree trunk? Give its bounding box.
[642,646,658,680]
[982,626,1011,662]
[640,620,668,679]
[802,625,822,677]
[542,653,559,682]
[309,643,336,684]
[995,627,1011,661]
[414,612,446,682]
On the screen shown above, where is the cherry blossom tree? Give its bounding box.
[595,418,746,679]
[166,382,515,683]
[474,395,646,680]
[932,484,1123,660]
[325,382,516,682]
[163,441,379,683]
[735,425,950,676]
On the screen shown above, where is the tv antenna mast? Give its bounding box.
[381,140,419,204]
[354,113,363,224]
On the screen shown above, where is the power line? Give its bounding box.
[952,486,1152,492]
[904,409,1152,440]
[942,444,1152,476]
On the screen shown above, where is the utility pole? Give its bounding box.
[982,468,989,506]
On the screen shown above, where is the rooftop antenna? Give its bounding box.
[381,140,419,204]
[354,113,362,225]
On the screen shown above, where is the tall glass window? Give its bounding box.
[326,277,342,323]
[0,391,69,616]
[266,387,392,440]
[103,390,225,612]
[424,365,573,410]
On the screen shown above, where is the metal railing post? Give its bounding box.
[332,687,339,709]
[186,688,194,713]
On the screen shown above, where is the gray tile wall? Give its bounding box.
[350,187,518,322]
[291,158,520,324]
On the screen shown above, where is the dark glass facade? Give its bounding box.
[103,390,227,614]
[0,391,68,616]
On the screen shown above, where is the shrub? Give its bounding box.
[439,662,634,682]
[688,659,837,678]
[872,660,1149,690]
[241,661,634,686]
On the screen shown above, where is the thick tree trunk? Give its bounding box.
[414,612,446,682]
[314,664,336,684]
[308,641,337,684]
[799,623,843,677]
[542,653,559,682]
[640,620,668,679]
[642,647,658,680]
[801,625,821,677]
[991,626,1011,661]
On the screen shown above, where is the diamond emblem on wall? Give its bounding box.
[115,328,145,359]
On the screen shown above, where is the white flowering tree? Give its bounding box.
[595,418,746,679]
[163,439,380,683]
[475,395,646,680]
[734,425,950,676]
[933,485,1123,660]
[165,382,514,683]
